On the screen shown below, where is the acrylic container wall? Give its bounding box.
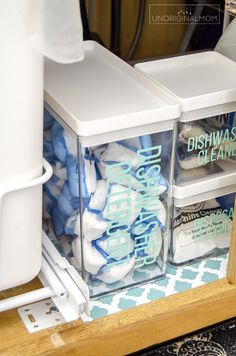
[170,188,235,266]
[43,109,174,296]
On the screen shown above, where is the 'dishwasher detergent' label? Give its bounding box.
[105,144,164,270]
[187,114,236,165]
[172,200,233,264]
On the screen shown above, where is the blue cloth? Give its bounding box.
[66,155,79,198]
[43,139,55,164]
[216,193,235,216]
[57,182,79,218]
[44,174,63,202]
[52,206,67,237]
[44,108,55,129]
[51,122,67,164]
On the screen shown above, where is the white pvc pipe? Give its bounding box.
[0,287,54,313]
[0,254,67,313]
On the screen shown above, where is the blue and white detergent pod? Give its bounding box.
[43,110,173,295]
[43,41,180,297]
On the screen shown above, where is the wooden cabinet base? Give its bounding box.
[1,278,236,356]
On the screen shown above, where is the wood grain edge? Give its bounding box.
[53,279,236,356]
[227,198,236,284]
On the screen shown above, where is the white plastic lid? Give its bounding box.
[44,41,180,137]
[173,161,236,207]
[135,51,236,113]
[174,183,236,207]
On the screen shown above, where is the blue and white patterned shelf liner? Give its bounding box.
[90,254,228,320]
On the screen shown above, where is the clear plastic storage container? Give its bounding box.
[43,41,180,297]
[170,182,235,266]
[135,52,236,185]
